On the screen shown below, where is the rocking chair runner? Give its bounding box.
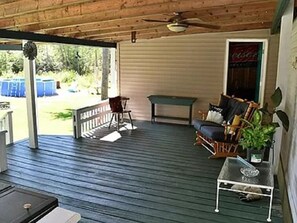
[108,96,133,130]
[193,94,259,158]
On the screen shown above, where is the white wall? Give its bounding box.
[118,29,279,123]
[283,18,297,222]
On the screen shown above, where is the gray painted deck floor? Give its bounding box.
[0,121,282,223]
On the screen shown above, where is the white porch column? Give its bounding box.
[0,130,7,172]
[110,48,118,96]
[23,41,39,149]
[273,0,294,172]
[5,111,13,145]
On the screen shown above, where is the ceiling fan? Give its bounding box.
[143,12,220,33]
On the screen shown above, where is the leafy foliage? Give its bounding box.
[239,110,277,150]
[0,44,109,91]
[271,87,282,107]
[275,110,289,131]
[55,45,102,76]
[0,51,23,76]
[259,87,289,131]
[240,87,290,150]
[11,57,23,74]
[36,45,62,73]
[0,44,103,77]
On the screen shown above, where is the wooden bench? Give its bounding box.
[37,207,81,223]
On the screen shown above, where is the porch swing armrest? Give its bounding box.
[198,111,208,120]
[222,124,243,141]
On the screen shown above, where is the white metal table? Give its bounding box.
[215,157,274,222]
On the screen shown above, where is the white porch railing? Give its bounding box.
[72,99,111,138]
[0,110,13,145]
[0,130,7,172]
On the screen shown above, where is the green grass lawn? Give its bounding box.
[1,89,101,141]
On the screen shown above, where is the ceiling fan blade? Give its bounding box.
[181,17,203,22]
[187,22,220,29]
[143,19,168,23]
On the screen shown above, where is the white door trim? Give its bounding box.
[223,39,269,105]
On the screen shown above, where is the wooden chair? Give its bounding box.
[108,96,133,130]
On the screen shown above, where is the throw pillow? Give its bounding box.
[209,103,223,113]
[225,99,249,122]
[219,94,230,108]
[227,114,241,135]
[206,104,224,124]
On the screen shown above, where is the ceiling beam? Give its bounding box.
[71,13,273,39]
[0,0,182,28]
[0,43,22,50]
[4,0,266,31]
[0,1,96,18]
[95,22,272,42]
[46,15,171,36]
[45,3,275,37]
[0,1,17,5]
[0,0,279,43]
[271,0,290,34]
[73,24,165,39]
[0,29,116,47]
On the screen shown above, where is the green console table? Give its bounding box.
[147,95,197,125]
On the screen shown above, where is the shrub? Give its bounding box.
[11,57,23,74]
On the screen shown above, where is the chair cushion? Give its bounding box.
[200,125,225,141]
[225,98,249,122]
[193,119,222,130]
[227,114,242,134]
[218,94,231,108]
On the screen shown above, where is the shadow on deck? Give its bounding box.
[0,121,282,223]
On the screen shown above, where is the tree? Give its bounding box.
[11,57,23,74]
[55,45,95,75]
[35,45,61,74]
[101,48,109,100]
[10,52,23,74]
[0,51,23,76]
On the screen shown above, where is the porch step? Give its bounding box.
[37,207,81,223]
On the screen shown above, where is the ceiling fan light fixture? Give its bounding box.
[167,23,188,32]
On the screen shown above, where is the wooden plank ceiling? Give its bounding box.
[0,0,278,44]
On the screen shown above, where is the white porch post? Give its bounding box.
[273,0,294,172]
[110,48,118,96]
[5,111,13,145]
[0,130,7,172]
[23,41,39,149]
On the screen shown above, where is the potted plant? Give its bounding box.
[239,87,289,164]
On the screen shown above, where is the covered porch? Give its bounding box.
[0,0,296,222]
[0,121,282,223]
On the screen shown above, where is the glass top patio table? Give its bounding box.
[218,157,273,189]
[216,157,274,222]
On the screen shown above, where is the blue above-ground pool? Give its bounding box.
[0,78,57,97]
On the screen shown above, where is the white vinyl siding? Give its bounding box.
[118,29,279,123]
[284,19,297,222]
